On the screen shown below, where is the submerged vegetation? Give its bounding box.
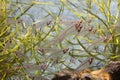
[0,0,120,80]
